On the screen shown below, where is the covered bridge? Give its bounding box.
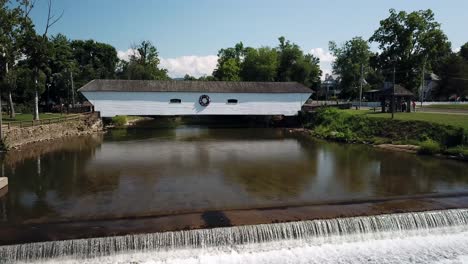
[78,80,312,117]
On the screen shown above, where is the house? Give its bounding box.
[78,80,312,117]
[319,74,340,99]
[421,73,440,101]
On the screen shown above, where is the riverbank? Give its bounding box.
[1,113,103,150]
[298,108,468,161]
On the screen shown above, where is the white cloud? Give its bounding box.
[160,55,218,78]
[118,49,218,78]
[309,48,336,80]
[310,48,335,63]
[453,47,461,53]
[117,48,138,61]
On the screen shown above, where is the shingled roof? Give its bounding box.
[78,80,313,93]
[377,84,414,96]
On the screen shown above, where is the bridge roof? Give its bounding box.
[78,80,312,94]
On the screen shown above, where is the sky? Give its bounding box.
[27,0,468,79]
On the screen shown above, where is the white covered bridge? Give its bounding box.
[78,80,312,117]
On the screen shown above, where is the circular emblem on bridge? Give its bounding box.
[199,95,211,107]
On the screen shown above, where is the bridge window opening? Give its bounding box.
[170,99,182,104]
[227,99,238,104]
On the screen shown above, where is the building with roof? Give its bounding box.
[78,80,312,117]
[365,82,414,112]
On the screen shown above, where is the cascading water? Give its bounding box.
[2,209,468,263]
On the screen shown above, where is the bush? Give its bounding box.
[445,146,468,158]
[306,108,465,147]
[418,139,441,155]
[111,115,128,126]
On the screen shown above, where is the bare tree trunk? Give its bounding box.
[34,73,39,121]
[8,91,15,119]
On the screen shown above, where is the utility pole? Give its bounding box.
[359,64,363,109]
[392,64,396,119]
[70,71,75,108]
[420,56,427,107]
[0,62,4,140]
[0,48,6,140]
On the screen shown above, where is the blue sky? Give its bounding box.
[28,0,468,78]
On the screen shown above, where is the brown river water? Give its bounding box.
[1,126,467,228]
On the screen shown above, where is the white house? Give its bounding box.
[78,80,312,117]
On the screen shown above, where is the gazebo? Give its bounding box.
[369,84,414,113]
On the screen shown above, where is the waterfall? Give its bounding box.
[1,208,468,263]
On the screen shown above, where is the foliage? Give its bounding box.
[341,109,468,131]
[240,47,278,81]
[445,146,468,158]
[417,139,441,155]
[213,42,245,81]
[435,42,468,99]
[116,41,168,80]
[275,37,321,89]
[305,108,465,147]
[111,115,128,127]
[329,37,372,98]
[211,37,321,89]
[460,42,468,61]
[369,9,451,93]
[71,39,119,87]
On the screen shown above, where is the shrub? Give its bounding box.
[418,139,441,155]
[445,146,468,158]
[111,115,128,126]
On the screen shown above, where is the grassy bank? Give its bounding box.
[301,108,467,160]
[340,109,468,131]
[425,104,468,110]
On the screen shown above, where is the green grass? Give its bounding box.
[341,109,468,131]
[418,139,441,155]
[425,104,468,110]
[2,113,66,122]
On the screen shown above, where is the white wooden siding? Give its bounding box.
[82,92,311,117]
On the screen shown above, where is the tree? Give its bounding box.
[240,47,277,81]
[329,37,372,98]
[213,58,240,81]
[19,0,63,120]
[118,41,168,80]
[48,34,76,106]
[460,42,468,61]
[275,37,321,88]
[0,0,25,118]
[71,39,118,87]
[183,74,197,81]
[369,9,451,93]
[435,42,468,99]
[213,42,245,81]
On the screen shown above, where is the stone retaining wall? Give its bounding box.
[2,113,103,150]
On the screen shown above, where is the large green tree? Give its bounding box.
[369,9,451,94]
[117,41,168,80]
[329,37,372,98]
[213,42,245,81]
[49,34,76,105]
[276,37,321,89]
[71,39,118,87]
[240,47,277,81]
[435,42,468,99]
[0,0,26,118]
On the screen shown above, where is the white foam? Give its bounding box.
[31,226,468,264]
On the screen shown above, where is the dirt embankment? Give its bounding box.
[2,113,103,150]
